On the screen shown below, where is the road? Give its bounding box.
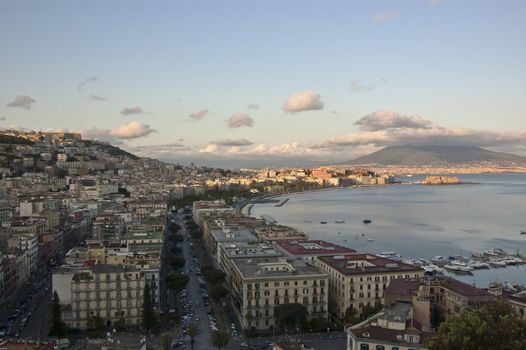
[173,213,213,350]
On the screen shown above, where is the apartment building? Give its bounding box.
[347,302,432,350]
[53,264,155,329]
[277,240,356,264]
[92,214,125,241]
[426,278,493,315]
[229,256,329,331]
[315,254,425,318]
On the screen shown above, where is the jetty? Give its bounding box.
[275,198,290,207]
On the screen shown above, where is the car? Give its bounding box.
[240,342,249,348]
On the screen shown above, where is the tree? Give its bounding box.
[209,285,229,303]
[309,317,333,332]
[426,300,526,350]
[211,329,230,350]
[275,303,308,333]
[203,269,226,286]
[49,291,67,337]
[344,306,360,325]
[166,272,190,291]
[359,302,382,321]
[161,332,173,350]
[142,283,158,333]
[170,255,186,269]
[187,323,198,350]
[86,314,106,338]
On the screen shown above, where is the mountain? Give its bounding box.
[350,145,526,166]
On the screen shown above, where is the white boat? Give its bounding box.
[457,266,474,272]
[443,264,460,271]
[490,260,507,267]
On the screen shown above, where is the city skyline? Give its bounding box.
[1,0,525,167]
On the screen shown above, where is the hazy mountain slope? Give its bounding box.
[350,145,526,165]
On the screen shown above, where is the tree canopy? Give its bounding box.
[426,300,526,350]
[49,291,67,338]
[166,272,190,291]
[209,285,229,303]
[211,329,230,350]
[203,269,226,286]
[274,303,308,332]
[142,283,158,333]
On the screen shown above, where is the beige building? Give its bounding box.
[229,256,329,331]
[53,264,155,329]
[347,302,432,350]
[315,254,425,319]
[426,278,493,315]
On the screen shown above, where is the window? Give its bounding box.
[360,345,369,350]
[375,346,385,350]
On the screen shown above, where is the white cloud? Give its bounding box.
[189,109,209,121]
[323,110,526,148]
[373,11,400,24]
[78,76,98,90]
[90,94,107,101]
[350,79,385,92]
[355,110,434,131]
[120,106,145,116]
[6,95,36,110]
[282,91,324,113]
[210,138,254,147]
[110,121,155,139]
[226,113,254,128]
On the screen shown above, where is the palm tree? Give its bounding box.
[211,330,230,350]
[187,323,198,350]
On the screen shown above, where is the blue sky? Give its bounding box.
[1,0,525,167]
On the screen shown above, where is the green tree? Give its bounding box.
[166,272,190,291]
[211,329,230,350]
[187,323,198,350]
[203,269,226,286]
[344,306,360,325]
[426,300,526,350]
[359,302,382,321]
[86,314,106,338]
[274,303,308,333]
[142,283,158,333]
[170,255,186,269]
[161,332,173,350]
[209,285,229,303]
[49,291,67,338]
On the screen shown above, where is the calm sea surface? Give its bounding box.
[250,173,526,287]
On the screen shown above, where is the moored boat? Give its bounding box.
[363,219,372,224]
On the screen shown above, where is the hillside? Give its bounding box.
[0,134,34,145]
[82,139,140,160]
[350,145,526,166]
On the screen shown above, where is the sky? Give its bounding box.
[1,0,525,168]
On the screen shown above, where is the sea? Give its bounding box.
[249,173,526,288]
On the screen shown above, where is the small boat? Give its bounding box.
[367,238,375,242]
[521,231,526,235]
[363,219,372,224]
[443,264,460,271]
[320,221,327,224]
[304,220,312,223]
[335,220,345,224]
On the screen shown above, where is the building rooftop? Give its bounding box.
[211,227,258,243]
[277,240,356,256]
[232,256,327,280]
[220,241,282,259]
[318,254,423,276]
[440,278,492,297]
[384,278,422,298]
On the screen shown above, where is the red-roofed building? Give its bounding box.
[277,240,356,263]
[315,254,424,318]
[426,277,494,315]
